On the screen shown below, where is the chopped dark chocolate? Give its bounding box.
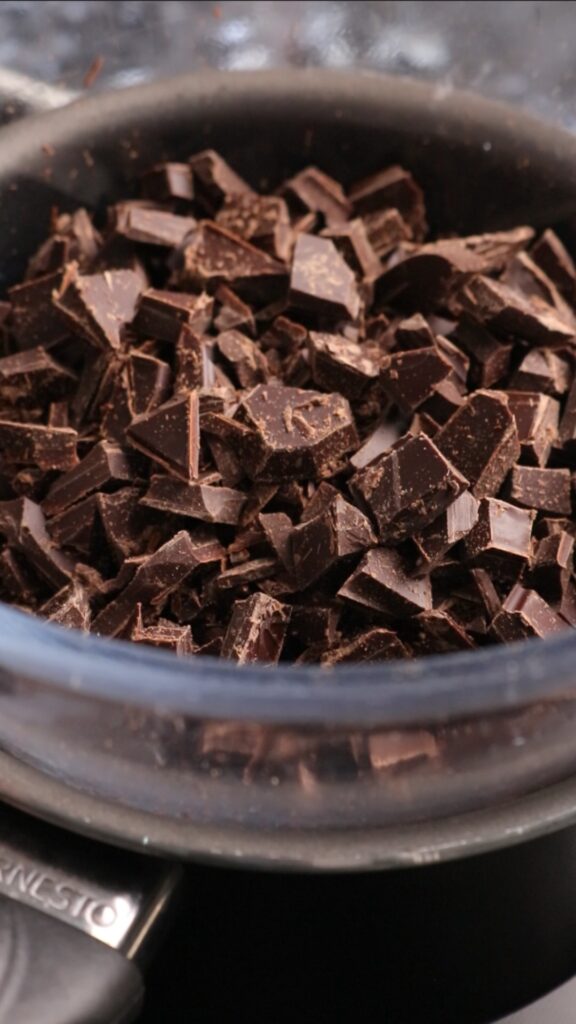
[283,166,352,226]
[43,441,135,516]
[349,165,427,236]
[412,490,480,572]
[39,581,91,630]
[435,390,520,498]
[465,497,535,580]
[0,497,73,589]
[289,234,360,321]
[127,351,172,415]
[531,229,576,302]
[406,609,475,654]
[96,486,146,562]
[321,627,409,664]
[8,270,71,349]
[221,592,291,664]
[112,204,197,248]
[459,275,575,346]
[491,584,566,642]
[308,331,378,398]
[49,494,99,557]
[0,421,77,471]
[380,345,453,413]
[349,420,401,471]
[178,222,285,291]
[320,219,381,280]
[188,149,253,212]
[130,604,195,654]
[142,475,246,526]
[506,391,560,466]
[527,530,573,601]
[290,493,376,588]
[338,547,432,618]
[350,433,468,543]
[0,347,74,404]
[141,162,194,203]
[216,329,268,388]
[216,194,293,263]
[134,288,213,344]
[452,317,512,389]
[507,465,571,515]
[258,511,293,571]
[54,264,144,351]
[128,392,199,482]
[511,348,571,396]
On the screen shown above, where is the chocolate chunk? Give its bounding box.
[349,420,400,471]
[142,475,246,525]
[216,329,268,387]
[188,149,253,212]
[258,512,293,571]
[141,162,194,203]
[507,465,571,515]
[457,227,535,273]
[558,580,576,627]
[128,392,199,482]
[112,203,197,248]
[308,331,378,398]
[0,497,73,589]
[320,219,381,280]
[54,264,144,351]
[39,581,91,630]
[92,531,199,637]
[491,584,566,642]
[380,345,453,413]
[127,351,172,415]
[130,605,195,654]
[527,530,574,601]
[43,441,135,516]
[321,627,409,664]
[49,494,99,557]
[283,166,352,226]
[134,288,213,344]
[350,433,468,543]
[210,557,279,595]
[338,547,432,617]
[288,604,340,650]
[531,229,576,301]
[376,240,482,311]
[362,207,412,258]
[0,421,77,471]
[290,493,376,588]
[96,486,146,561]
[459,275,575,345]
[395,313,435,350]
[216,194,292,262]
[435,390,520,498]
[48,402,69,429]
[235,384,358,481]
[8,270,71,349]
[420,377,465,424]
[289,234,360,321]
[0,547,37,603]
[349,165,427,236]
[221,592,291,664]
[452,317,512,389]
[406,609,475,654]
[506,391,560,466]
[179,222,285,290]
[173,328,211,392]
[465,497,534,580]
[412,490,480,572]
[0,347,74,404]
[502,251,576,327]
[214,284,256,336]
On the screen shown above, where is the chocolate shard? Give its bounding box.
[420,377,465,425]
[8,270,71,349]
[289,234,360,321]
[188,149,254,211]
[349,420,401,471]
[141,162,194,203]
[531,228,576,302]
[406,609,476,654]
[258,511,293,571]
[130,605,195,654]
[459,275,575,345]
[96,486,146,561]
[435,390,520,498]
[395,313,436,350]
[112,203,197,248]
[0,347,75,403]
[49,494,99,557]
[321,627,409,664]
[502,251,576,327]
[235,383,358,481]
[491,584,567,642]
[127,350,172,416]
[142,475,246,526]
[178,221,286,290]
[0,497,73,589]
[464,497,535,580]
[350,432,468,543]
[320,219,381,280]
[174,327,212,392]
[210,557,279,595]
[282,166,352,226]
[39,581,91,630]
[380,345,453,413]
[456,226,535,273]
[452,316,513,389]
[511,347,571,397]
[507,465,571,516]
[362,207,412,258]
[307,331,378,398]
[92,530,199,637]
[338,547,432,617]
[349,165,427,236]
[216,329,268,388]
[0,546,38,604]
[216,194,293,262]
[290,493,376,588]
[375,240,483,311]
[133,288,213,343]
[506,391,560,466]
[43,441,136,516]
[220,592,291,664]
[214,284,256,336]
[287,604,340,651]
[0,421,77,471]
[527,530,574,601]
[128,392,200,482]
[54,264,144,351]
[412,490,480,573]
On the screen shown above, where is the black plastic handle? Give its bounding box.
[0,898,143,1024]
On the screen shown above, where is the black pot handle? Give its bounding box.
[0,803,181,1024]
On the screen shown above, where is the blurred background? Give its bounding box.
[1,0,576,126]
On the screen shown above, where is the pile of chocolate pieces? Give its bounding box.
[1,149,575,666]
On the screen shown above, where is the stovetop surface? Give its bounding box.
[137,825,576,1023]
